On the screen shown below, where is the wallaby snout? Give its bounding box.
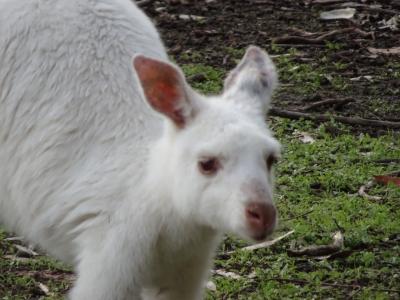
[241,179,277,240]
[245,202,277,241]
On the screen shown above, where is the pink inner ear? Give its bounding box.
[134,56,186,127]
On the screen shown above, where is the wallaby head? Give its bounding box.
[134,46,280,242]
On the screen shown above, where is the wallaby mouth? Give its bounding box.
[250,225,276,242]
[252,232,268,242]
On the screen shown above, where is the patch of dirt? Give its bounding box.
[141,0,400,134]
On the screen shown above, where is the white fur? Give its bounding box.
[0,0,280,299]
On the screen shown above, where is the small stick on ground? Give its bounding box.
[268,277,400,293]
[238,230,295,252]
[309,0,350,4]
[333,218,345,233]
[311,0,400,14]
[288,27,317,36]
[274,44,325,48]
[358,180,382,201]
[288,231,344,257]
[302,98,354,111]
[273,27,373,44]
[38,283,51,296]
[4,236,24,242]
[15,244,39,258]
[374,159,400,164]
[269,108,400,129]
[251,0,275,4]
[388,170,400,176]
[212,269,242,280]
[336,3,400,15]
[273,36,324,45]
[318,28,372,40]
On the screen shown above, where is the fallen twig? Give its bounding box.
[212,269,242,279]
[388,170,400,176]
[319,28,372,40]
[288,27,316,36]
[3,255,31,262]
[333,218,345,233]
[274,43,325,48]
[358,180,382,201]
[302,98,354,112]
[273,27,373,44]
[273,36,324,45]
[15,244,39,258]
[368,47,400,56]
[269,108,400,129]
[251,0,274,4]
[240,230,295,251]
[14,270,75,281]
[268,277,400,293]
[38,283,51,296]
[309,0,349,4]
[310,0,400,14]
[374,158,400,164]
[288,231,344,257]
[4,236,24,242]
[337,3,400,15]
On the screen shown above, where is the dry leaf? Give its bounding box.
[38,283,50,295]
[320,8,356,20]
[178,14,205,21]
[293,130,315,144]
[374,175,400,187]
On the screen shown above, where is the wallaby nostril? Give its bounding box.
[246,208,261,221]
[245,202,277,239]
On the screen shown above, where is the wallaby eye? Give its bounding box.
[198,157,220,176]
[266,155,278,171]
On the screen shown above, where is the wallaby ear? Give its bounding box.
[223,46,278,114]
[133,55,197,128]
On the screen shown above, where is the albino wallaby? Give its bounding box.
[0,0,280,299]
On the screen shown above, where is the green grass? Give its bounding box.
[182,63,225,94]
[1,56,399,299]
[0,230,73,299]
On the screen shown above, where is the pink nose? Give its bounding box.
[245,202,277,241]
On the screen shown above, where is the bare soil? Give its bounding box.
[142,0,400,134]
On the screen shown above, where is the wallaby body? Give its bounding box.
[0,0,280,299]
